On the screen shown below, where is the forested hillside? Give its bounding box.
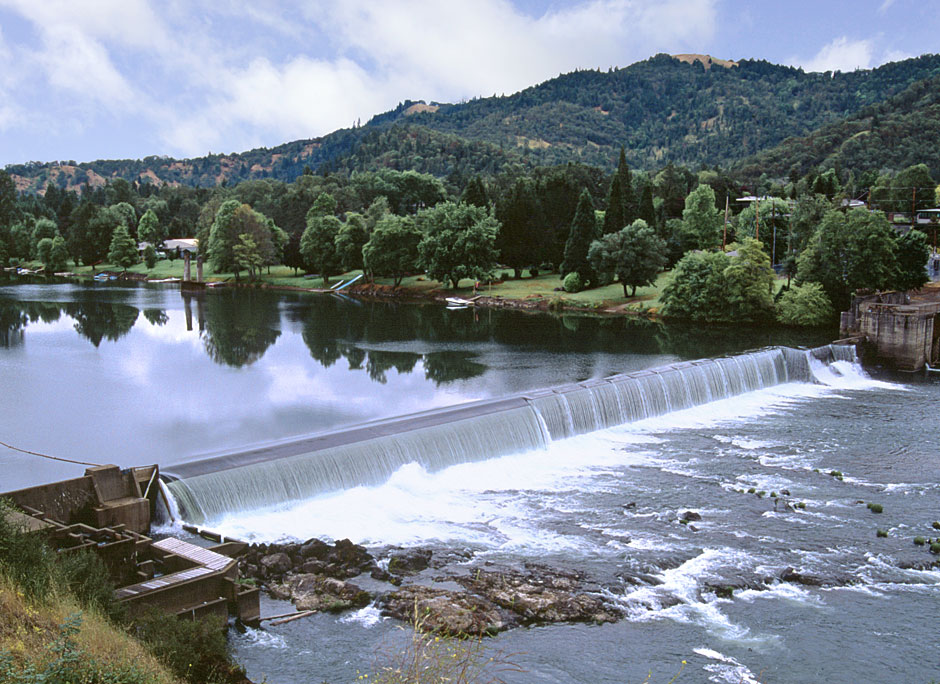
[735,73,940,181]
[5,53,940,194]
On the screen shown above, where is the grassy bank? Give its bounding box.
[0,500,247,684]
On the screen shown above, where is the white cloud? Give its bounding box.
[799,36,872,73]
[878,0,897,13]
[881,48,913,64]
[0,0,722,159]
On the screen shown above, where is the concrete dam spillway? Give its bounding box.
[161,344,857,525]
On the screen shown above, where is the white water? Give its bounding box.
[206,357,884,547]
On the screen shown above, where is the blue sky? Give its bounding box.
[0,0,937,165]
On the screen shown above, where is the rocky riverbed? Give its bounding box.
[237,539,618,635]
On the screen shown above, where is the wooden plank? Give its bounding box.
[152,537,233,572]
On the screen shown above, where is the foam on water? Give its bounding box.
[694,648,762,684]
[339,603,385,628]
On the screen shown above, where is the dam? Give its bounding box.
[162,344,856,525]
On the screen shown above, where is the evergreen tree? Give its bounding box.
[602,147,638,234]
[107,225,139,271]
[461,176,489,208]
[638,183,656,228]
[561,190,598,282]
[495,177,543,278]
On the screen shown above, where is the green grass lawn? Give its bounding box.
[29,257,788,315]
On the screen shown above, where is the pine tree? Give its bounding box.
[561,190,598,283]
[638,183,656,228]
[602,147,638,234]
[107,225,139,271]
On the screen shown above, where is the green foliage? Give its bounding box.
[232,234,265,279]
[776,282,835,326]
[143,244,158,269]
[894,229,930,291]
[721,238,776,321]
[876,529,888,538]
[797,208,899,310]
[893,163,936,212]
[132,609,238,684]
[563,271,583,293]
[561,190,598,282]
[867,503,884,514]
[36,237,54,269]
[363,215,422,286]
[207,200,242,273]
[335,213,369,271]
[931,542,940,555]
[588,218,667,296]
[416,202,500,289]
[602,147,637,234]
[0,614,152,684]
[660,250,731,321]
[495,177,543,276]
[136,209,164,247]
[733,197,790,260]
[300,213,343,285]
[788,194,832,254]
[681,184,721,250]
[0,500,56,599]
[914,536,926,545]
[107,225,139,270]
[29,218,58,258]
[461,175,489,208]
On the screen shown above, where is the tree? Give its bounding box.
[300,213,342,285]
[207,200,243,274]
[734,196,790,262]
[461,176,489,208]
[776,282,835,326]
[588,219,666,296]
[334,213,369,272]
[495,177,543,278]
[137,209,165,247]
[638,183,656,229]
[895,229,930,291]
[29,218,58,258]
[233,234,265,280]
[561,190,598,283]
[110,202,138,234]
[602,147,638,235]
[789,194,831,254]
[681,184,721,251]
[796,208,898,310]
[362,215,422,286]
[660,250,732,322]
[0,170,19,229]
[107,225,139,271]
[416,202,500,289]
[36,237,54,270]
[722,238,776,321]
[143,244,158,269]
[48,236,69,272]
[893,164,935,213]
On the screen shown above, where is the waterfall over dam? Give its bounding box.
[162,344,855,524]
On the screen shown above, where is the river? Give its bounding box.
[2,277,938,683]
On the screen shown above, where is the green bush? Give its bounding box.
[914,536,926,546]
[0,614,152,684]
[876,529,888,538]
[867,503,883,514]
[776,282,835,326]
[562,271,583,293]
[931,542,940,555]
[133,608,239,684]
[58,550,124,621]
[0,499,56,600]
[144,245,158,269]
[932,521,940,530]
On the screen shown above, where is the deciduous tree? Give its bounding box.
[588,219,666,296]
[416,202,500,289]
[362,215,422,286]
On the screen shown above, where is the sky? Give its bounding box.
[0,0,937,166]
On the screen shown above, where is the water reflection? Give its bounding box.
[200,290,281,368]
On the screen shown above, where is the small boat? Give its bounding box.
[445,296,474,307]
[93,273,110,282]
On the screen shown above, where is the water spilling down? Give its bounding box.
[161,344,855,526]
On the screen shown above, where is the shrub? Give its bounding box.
[133,608,239,684]
[0,499,56,599]
[931,542,940,555]
[58,550,123,621]
[932,521,940,530]
[914,536,926,546]
[144,244,158,269]
[776,282,835,326]
[867,503,883,514]
[876,529,888,538]
[562,271,583,293]
[795,502,807,510]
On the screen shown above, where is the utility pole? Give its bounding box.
[771,200,777,266]
[723,195,729,252]
[755,196,760,241]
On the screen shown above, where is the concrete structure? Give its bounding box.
[1,465,259,623]
[3,464,154,534]
[841,292,940,371]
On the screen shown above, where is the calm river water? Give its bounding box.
[2,278,938,684]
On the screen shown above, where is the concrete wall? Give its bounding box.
[858,302,940,371]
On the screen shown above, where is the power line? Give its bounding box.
[0,439,101,467]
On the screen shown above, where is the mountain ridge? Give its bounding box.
[6,52,940,194]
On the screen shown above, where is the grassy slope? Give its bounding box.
[0,576,180,683]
